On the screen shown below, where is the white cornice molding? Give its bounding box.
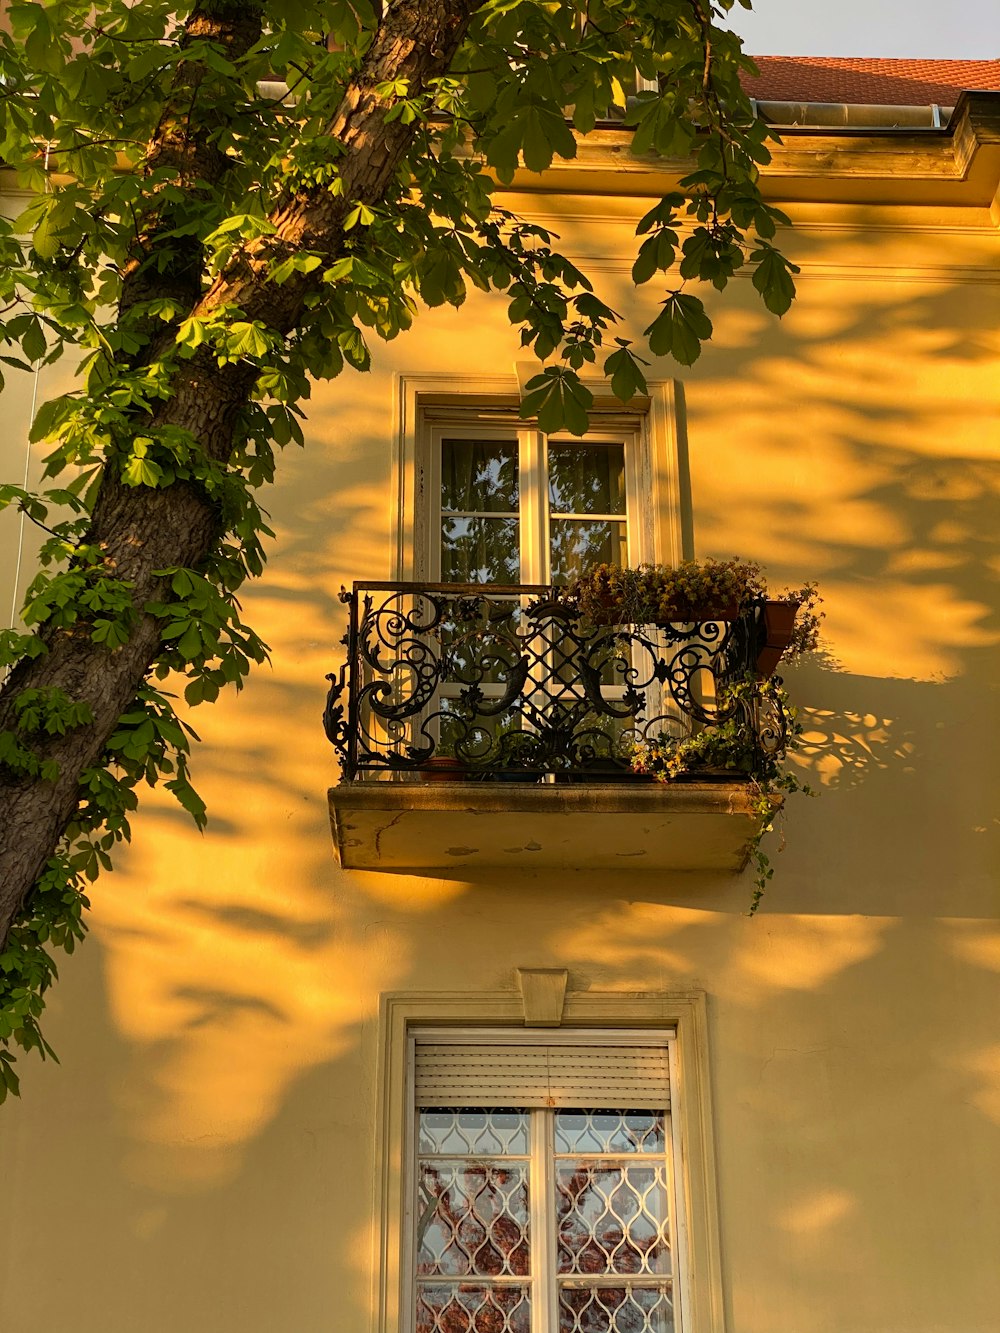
[495,92,1000,210]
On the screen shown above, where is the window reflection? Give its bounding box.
[442,439,519,513]
[439,437,631,585]
[441,516,520,583]
[550,519,628,584]
[548,442,626,516]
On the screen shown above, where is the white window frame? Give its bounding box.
[425,418,648,585]
[389,374,685,586]
[407,1028,685,1333]
[373,990,725,1333]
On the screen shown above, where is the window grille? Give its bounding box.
[411,1033,680,1333]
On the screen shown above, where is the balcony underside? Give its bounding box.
[328,781,778,873]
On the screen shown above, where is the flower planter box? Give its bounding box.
[755,600,800,677]
[584,593,741,627]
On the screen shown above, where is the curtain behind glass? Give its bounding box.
[441,439,520,583]
[548,442,627,583]
[442,439,518,512]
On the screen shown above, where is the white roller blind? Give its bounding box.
[414,1042,670,1110]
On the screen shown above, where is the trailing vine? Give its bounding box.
[630,675,815,912]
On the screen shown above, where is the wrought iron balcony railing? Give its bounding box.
[324,582,789,782]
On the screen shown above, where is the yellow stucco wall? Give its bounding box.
[1,138,999,1333]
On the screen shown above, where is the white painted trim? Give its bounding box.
[531,257,1000,286]
[410,1026,672,1046]
[373,989,725,1333]
[667,1036,691,1332]
[644,379,682,567]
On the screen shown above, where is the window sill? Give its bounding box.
[328,780,778,872]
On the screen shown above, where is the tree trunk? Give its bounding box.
[0,0,481,947]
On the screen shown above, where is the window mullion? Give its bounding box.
[539,431,552,587]
[623,426,645,565]
[519,428,547,585]
[667,1040,688,1331]
[530,1108,558,1333]
[427,426,444,581]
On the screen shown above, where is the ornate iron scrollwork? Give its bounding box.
[326,582,785,780]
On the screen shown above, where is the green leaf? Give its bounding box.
[631,229,678,286]
[121,456,164,488]
[166,768,207,829]
[645,294,713,366]
[31,209,62,260]
[177,623,203,659]
[29,395,77,445]
[603,347,648,404]
[489,103,577,178]
[519,369,593,436]
[750,247,799,316]
[175,317,207,350]
[226,322,272,359]
[21,319,47,364]
[338,326,370,371]
[343,203,376,231]
[90,619,131,649]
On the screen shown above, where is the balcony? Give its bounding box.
[325,582,789,873]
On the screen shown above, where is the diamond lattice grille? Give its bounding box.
[554,1110,665,1156]
[418,1161,531,1278]
[413,1041,677,1333]
[556,1164,669,1277]
[558,1284,674,1333]
[416,1282,532,1333]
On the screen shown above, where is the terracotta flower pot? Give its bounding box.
[755,600,800,677]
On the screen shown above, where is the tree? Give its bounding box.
[0,0,796,1096]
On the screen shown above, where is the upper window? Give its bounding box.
[420,415,652,586]
[410,1033,680,1333]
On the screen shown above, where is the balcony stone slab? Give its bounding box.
[328,781,779,873]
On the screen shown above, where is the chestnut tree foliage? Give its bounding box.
[0,0,796,1096]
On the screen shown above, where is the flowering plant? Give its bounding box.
[562,560,823,658]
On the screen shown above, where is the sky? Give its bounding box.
[727,0,1000,59]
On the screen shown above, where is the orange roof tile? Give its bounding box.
[741,57,1000,106]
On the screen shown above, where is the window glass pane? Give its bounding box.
[550,519,627,583]
[555,1109,666,1155]
[549,442,626,515]
[559,1285,674,1333]
[438,599,523,687]
[442,516,520,584]
[420,1108,530,1156]
[418,1161,531,1277]
[417,1283,531,1333]
[442,439,519,513]
[556,1163,670,1276]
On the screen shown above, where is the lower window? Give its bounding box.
[411,1034,680,1333]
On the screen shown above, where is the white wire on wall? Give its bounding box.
[5,141,49,638]
[3,144,50,690]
